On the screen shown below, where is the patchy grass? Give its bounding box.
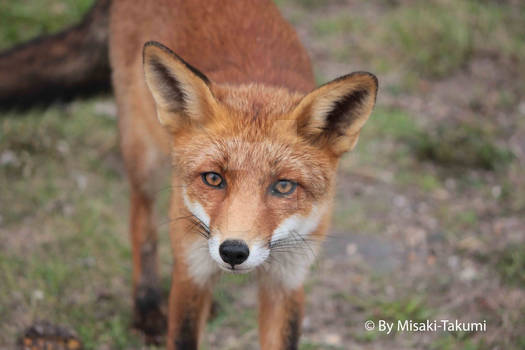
[408,122,514,170]
[0,103,121,224]
[276,0,344,10]
[313,14,365,38]
[0,100,147,349]
[333,292,434,327]
[367,296,433,325]
[340,293,434,343]
[362,107,420,140]
[0,0,93,49]
[299,342,344,350]
[430,334,486,350]
[496,245,525,287]
[357,107,514,171]
[389,0,525,78]
[349,107,419,169]
[306,0,525,80]
[380,1,474,78]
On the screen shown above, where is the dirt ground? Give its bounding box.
[1,0,524,349]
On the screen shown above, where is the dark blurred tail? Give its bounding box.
[0,0,112,110]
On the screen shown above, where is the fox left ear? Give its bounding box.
[143,41,217,132]
[292,72,378,155]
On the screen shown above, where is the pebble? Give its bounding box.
[324,333,342,346]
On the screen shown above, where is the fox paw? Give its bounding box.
[133,286,167,344]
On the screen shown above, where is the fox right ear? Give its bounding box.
[291,72,378,156]
[143,41,216,131]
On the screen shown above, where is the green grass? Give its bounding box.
[275,0,343,10]
[0,103,121,223]
[308,0,525,80]
[408,122,514,170]
[357,107,514,171]
[0,0,94,49]
[334,293,435,343]
[313,15,365,38]
[430,334,487,350]
[333,292,434,328]
[0,99,146,348]
[381,1,474,78]
[368,296,433,325]
[362,107,420,140]
[496,245,525,287]
[299,342,344,350]
[349,107,419,169]
[390,0,525,78]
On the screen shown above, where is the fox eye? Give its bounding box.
[202,172,225,188]
[270,180,297,196]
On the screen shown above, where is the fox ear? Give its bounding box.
[292,72,378,155]
[143,41,216,131]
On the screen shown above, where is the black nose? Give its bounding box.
[219,240,249,266]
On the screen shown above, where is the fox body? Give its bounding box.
[1,0,377,348]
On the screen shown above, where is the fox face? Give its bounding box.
[143,41,377,288]
[171,101,334,284]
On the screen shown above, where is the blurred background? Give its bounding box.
[1,0,524,349]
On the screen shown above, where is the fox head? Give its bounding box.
[143,41,377,287]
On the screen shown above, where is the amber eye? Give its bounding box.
[202,172,225,188]
[270,179,297,196]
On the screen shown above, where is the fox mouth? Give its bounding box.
[218,264,253,274]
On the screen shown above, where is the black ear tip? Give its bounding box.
[321,71,378,92]
[142,41,173,62]
[351,71,378,89]
[141,41,210,85]
[143,40,165,50]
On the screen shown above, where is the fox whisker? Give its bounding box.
[186,215,211,240]
[158,214,211,240]
[268,232,319,261]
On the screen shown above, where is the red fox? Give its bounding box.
[1,0,377,348]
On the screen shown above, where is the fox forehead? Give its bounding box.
[213,83,305,116]
[171,83,307,142]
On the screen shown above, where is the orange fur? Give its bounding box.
[109,0,377,348]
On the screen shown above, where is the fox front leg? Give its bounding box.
[166,261,213,350]
[258,285,304,350]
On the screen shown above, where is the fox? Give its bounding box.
[1,0,378,349]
